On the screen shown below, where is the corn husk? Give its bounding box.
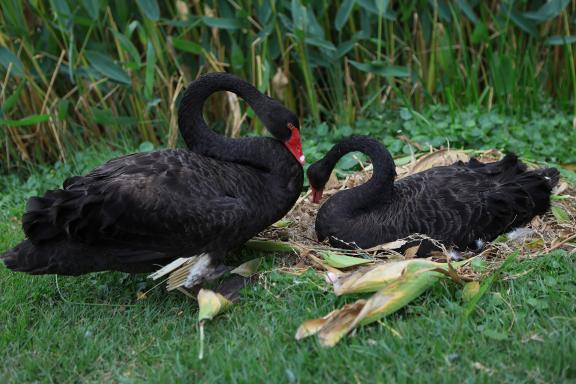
[462,281,480,301]
[331,259,454,296]
[197,288,232,321]
[320,250,372,269]
[230,258,262,277]
[298,259,472,347]
[244,239,299,252]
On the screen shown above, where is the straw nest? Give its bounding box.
[256,148,576,279]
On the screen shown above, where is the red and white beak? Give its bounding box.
[285,123,305,165]
[311,187,324,204]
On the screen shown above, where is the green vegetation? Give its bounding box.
[1,133,575,382]
[1,0,576,170]
[1,1,575,381]
[1,169,574,381]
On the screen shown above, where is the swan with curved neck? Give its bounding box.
[1,73,305,281]
[307,135,558,253]
[178,72,305,166]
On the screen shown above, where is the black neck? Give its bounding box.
[177,72,274,167]
[324,136,396,211]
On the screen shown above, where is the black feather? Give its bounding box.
[308,136,558,253]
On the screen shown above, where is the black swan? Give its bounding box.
[1,73,304,282]
[307,136,559,254]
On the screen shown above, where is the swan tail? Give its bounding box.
[1,239,169,275]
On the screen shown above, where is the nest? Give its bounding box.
[257,147,576,278]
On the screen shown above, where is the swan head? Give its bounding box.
[307,161,329,204]
[261,101,305,165]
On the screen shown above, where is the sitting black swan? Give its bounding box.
[1,72,304,281]
[307,136,559,254]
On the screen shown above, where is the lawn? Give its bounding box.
[1,138,574,383]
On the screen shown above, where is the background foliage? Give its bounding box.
[1,0,576,171]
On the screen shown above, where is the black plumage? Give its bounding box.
[307,136,559,254]
[2,73,304,276]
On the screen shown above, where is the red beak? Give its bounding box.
[285,123,305,165]
[311,187,324,204]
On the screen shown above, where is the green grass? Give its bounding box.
[2,0,576,170]
[1,138,575,383]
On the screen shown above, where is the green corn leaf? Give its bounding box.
[244,239,298,253]
[86,51,131,84]
[320,251,372,269]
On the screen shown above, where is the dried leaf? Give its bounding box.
[403,245,420,258]
[366,239,408,251]
[316,301,367,347]
[462,281,480,301]
[295,318,331,340]
[320,251,372,269]
[197,289,232,322]
[230,258,262,277]
[410,149,469,174]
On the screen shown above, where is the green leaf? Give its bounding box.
[58,100,70,120]
[349,60,411,77]
[335,0,355,31]
[0,114,50,127]
[81,0,101,19]
[501,5,538,37]
[1,82,25,114]
[91,108,139,125]
[144,42,156,100]
[197,289,232,322]
[86,51,131,84]
[456,0,478,24]
[544,35,576,46]
[231,41,245,71]
[202,17,241,30]
[113,32,141,64]
[471,22,489,44]
[483,329,508,341]
[551,205,570,223]
[304,37,336,51]
[375,0,389,15]
[0,47,25,77]
[136,0,160,21]
[524,0,569,23]
[320,251,372,269]
[462,281,480,301]
[171,37,203,54]
[139,141,154,152]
